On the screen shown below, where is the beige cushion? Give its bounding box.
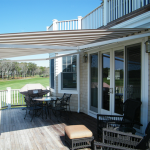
[65,125,93,139]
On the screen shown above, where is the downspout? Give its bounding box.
[77,50,80,113]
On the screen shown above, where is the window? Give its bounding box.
[50,59,54,89]
[61,55,77,89]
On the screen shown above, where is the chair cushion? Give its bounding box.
[65,125,93,139]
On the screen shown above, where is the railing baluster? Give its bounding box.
[2,92,3,107]
[0,92,1,109]
[4,91,5,106]
[17,90,18,105]
[109,1,111,22]
[22,95,23,105]
[129,0,131,13]
[14,90,15,105]
[76,20,77,30]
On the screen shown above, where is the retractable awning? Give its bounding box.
[0,28,150,59]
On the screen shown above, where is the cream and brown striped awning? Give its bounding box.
[0,28,150,59]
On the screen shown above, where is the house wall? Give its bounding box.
[50,53,79,112]
[79,53,88,114]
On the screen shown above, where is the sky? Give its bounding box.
[0,0,102,67]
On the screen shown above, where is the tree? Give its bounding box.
[11,62,19,79]
[19,63,28,78]
[28,63,37,76]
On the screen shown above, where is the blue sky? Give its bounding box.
[0,0,102,67]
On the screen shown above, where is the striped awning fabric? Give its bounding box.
[0,28,149,59]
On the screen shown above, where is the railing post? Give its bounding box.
[52,19,58,30]
[46,26,49,31]
[7,87,11,109]
[46,86,50,96]
[78,16,82,30]
[104,0,109,26]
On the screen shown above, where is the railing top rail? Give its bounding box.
[57,19,78,23]
[47,24,53,30]
[82,3,104,20]
[0,90,8,92]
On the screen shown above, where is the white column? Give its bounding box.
[78,16,82,30]
[46,86,50,96]
[52,19,58,31]
[7,87,11,109]
[104,0,109,26]
[77,54,80,113]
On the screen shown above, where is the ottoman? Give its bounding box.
[65,125,94,150]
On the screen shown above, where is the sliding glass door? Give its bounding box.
[125,44,141,123]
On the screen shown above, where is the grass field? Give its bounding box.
[0,76,49,90]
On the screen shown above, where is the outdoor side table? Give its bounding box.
[65,125,94,150]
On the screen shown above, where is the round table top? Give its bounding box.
[32,96,61,101]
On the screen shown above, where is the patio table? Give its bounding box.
[32,96,61,119]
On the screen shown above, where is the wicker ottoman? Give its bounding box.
[64,125,94,150]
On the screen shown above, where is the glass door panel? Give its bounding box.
[114,50,124,115]
[126,44,141,124]
[90,53,98,113]
[102,52,110,111]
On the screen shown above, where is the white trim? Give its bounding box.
[88,110,97,119]
[58,54,79,95]
[111,11,150,28]
[141,38,149,133]
[77,53,80,113]
[80,32,150,49]
[88,53,90,115]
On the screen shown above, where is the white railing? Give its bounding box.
[48,19,79,31]
[0,90,7,108]
[48,24,53,31]
[108,0,150,23]
[57,19,78,30]
[47,0,150,31]
[82,4,104,29]
[11,89,25,106]
[0,88,25,108]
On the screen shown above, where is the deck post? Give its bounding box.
[7,87,11,109]
[46,86,50,96]
[78,16,82,30]
[52,19,58,30]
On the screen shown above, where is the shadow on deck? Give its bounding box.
[0,108,97,150]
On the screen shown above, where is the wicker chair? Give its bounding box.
[94,122,150,150]
[97,99,142,138]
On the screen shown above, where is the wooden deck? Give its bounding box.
[0,108,97,150]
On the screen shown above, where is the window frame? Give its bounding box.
[61,55,77,90]
[58,54,79,94]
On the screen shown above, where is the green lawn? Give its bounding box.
[0,76,49,90]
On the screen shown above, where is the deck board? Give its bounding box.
[0,108,97,150]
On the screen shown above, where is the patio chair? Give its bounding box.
[51,98,67,121]
[97,99,142,138]
[60,93,72,112]
[24,95,42,121]
[94,122,150,150]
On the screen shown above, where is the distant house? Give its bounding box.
[47,1,150,134]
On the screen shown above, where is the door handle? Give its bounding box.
[108,88,113,94]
